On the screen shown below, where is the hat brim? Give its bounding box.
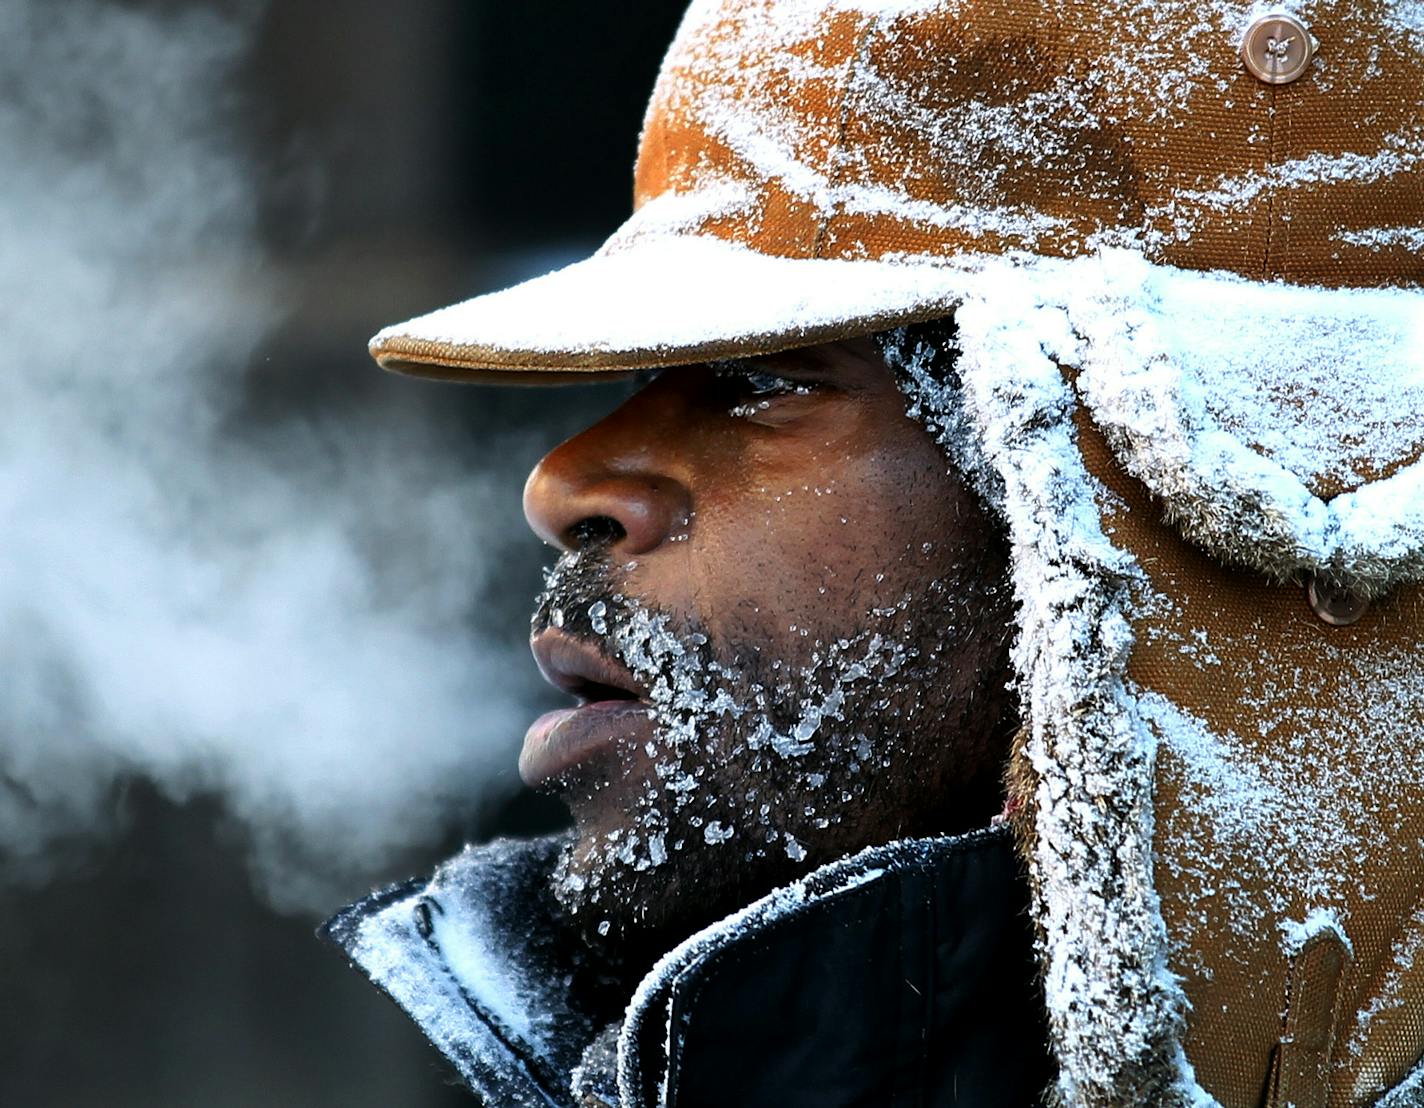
[369,235,970,382]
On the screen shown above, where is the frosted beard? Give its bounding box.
[529,534,1009,954]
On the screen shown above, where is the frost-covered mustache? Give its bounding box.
[532,548,922,764]
[530,550,718,683]
[531,552,751,759]
[532,549,643,646]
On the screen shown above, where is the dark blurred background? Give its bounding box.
[0,2,688,1104]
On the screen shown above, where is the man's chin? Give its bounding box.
[549,824,802,962]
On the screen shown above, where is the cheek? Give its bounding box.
[672,435,971,640]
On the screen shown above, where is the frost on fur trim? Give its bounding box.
[883,291,1206,1105]
[869,247,1424,1106]
[1057,250,1424,599]
[881,248,1424,600]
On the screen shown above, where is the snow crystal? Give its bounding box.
[702,820,734,844]
[772,725,814,758]
[1336,225,1424,254]
[1278,908,1352,959]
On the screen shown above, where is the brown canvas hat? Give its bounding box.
[371,0,1421,380]
[371,3,1424,1106]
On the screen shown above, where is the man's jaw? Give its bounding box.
[521,551,961,949]
[521,628,653,788]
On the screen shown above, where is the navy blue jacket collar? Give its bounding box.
[322,825,1050,1106]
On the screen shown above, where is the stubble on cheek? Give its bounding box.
[531,548,992,949]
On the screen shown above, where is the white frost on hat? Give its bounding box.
[372,233,971,363]
[1166,127,1424,230]
[1061,248,1424,595]
[1336,225,1424,253]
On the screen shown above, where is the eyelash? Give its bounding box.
[742,370,813,397]
[713,364,815,399]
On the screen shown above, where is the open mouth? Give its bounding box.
[532,629,644,704]
[520,628,653,787]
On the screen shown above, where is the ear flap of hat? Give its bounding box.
[936,253,1424,1106]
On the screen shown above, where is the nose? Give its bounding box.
[522,397,693,558]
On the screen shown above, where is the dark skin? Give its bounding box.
[521,335,1016,964]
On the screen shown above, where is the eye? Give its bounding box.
[712,362,817,403]
[708,360,826,424]
[739,370,814,398]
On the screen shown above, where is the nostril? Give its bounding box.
[566,515,627,550]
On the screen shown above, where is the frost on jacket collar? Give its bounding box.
[321,824,1050,1107]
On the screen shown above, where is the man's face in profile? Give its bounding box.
[521,336,1014,955]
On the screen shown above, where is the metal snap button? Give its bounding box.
[1305,572,1368,626]
[1240,13,1317,85]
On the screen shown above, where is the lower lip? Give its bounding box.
[519,700,653,787]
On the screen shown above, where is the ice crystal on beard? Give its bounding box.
[534,547,968,929]
[775,720,817,758]
[784,836,807,862]
[703,821,733,845]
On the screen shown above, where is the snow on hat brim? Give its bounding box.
[369,235,972,381]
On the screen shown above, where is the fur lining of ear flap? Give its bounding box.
[890,278,1214,1107]
[1002,723,1069,1108]
[1053,251,1424,603]
[1003,724,1038,874]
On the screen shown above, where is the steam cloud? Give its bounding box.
[1,1,555,910]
